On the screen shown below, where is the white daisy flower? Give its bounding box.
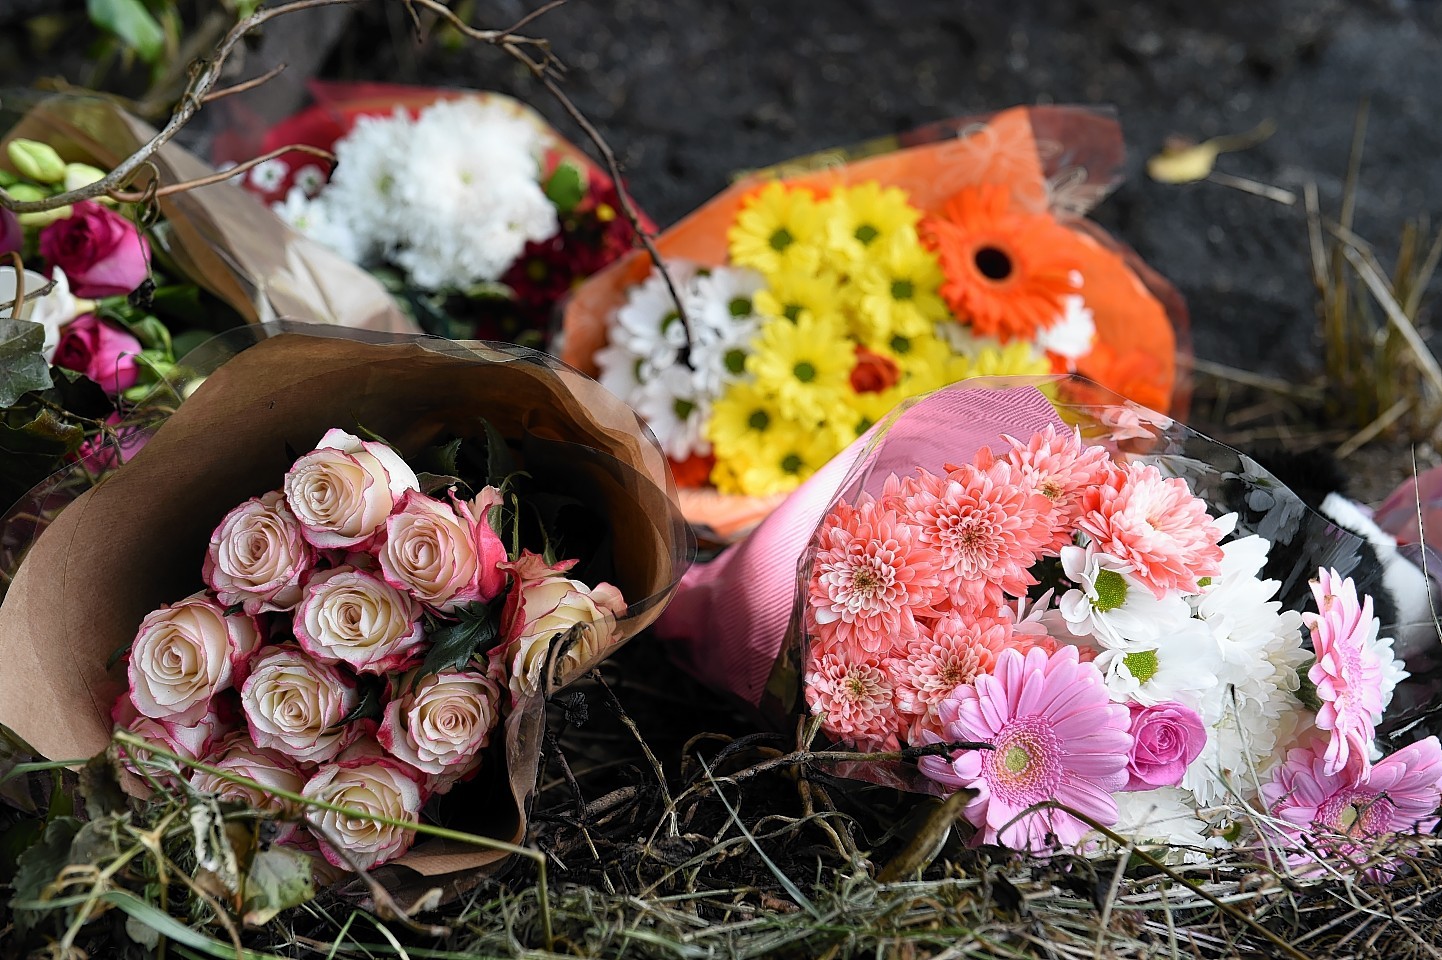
[1036,294,1096,361]
[1058,543,1195,649]
[292,164,327,197]
[613,267,695,367]
[634,365,710,461]
[1093,617,1223,706]
[272,187,365,264]
[248,157,289,192]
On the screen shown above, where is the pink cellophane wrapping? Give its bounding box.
[655,383,1065,707]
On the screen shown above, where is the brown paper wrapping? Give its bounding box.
[1,94,417,334]
[0,326,691,884]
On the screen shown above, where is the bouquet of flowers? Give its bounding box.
[656,377,1442,869]
[223,81,648,348]
[0,326,690,884]
[562,106,1188,542]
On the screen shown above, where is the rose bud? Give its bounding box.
[284,429,419,550]
[38,200,151,297]
[295,566,425,673]
[189,732,308,842]
[127,592,261,725]
[302,757,424,870]
[241,647,359,765]
[378,490,506,612]
[377,671,501,783]
[51,314,142,395]
[204,490,316,616]
[1124,701,1207,791]
[501,551,626,702]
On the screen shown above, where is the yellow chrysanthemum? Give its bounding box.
[707,379,782,461]
[876,328,957,397]
[820,182,923,269]
[736,417,838,496]
[847,229,949,344]
[746,313,854,426]
[950,339,1053,381]
[836,386,908,445]
[754,269,846,325]
[728,182,825,278]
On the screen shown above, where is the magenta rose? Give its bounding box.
[378,489,507,612]
[38,200,151,297]
[52,314,142,395]
[1124,701,1207,791]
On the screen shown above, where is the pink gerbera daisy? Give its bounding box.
[808,496,945,656]
[918,645,1133,851]
[1306,568,1395,778]
[804,649,902,749]
[1261,736,1442,880]
[904,457,1052,605]
[1002,426,1115,553]
[1076,461,1226,598]
[887,612,1011,743]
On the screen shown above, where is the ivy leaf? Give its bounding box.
[0,320,53,407]
[543,160,586,215]
[86,0,165,62]
[419,596,507,677]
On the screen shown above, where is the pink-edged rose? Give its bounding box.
[127,592,261,724]
[189,732,308,842]
[501,550,626,701]
[378,490,506,612]
[1123,701,1206,791]
[283,428,419,549]
[52,314,142,395]
[112,694,231,781]
[294,565,424,673]
[301,756,424,870]
[204,490,316,615]
[38,200,151,297]
[240,647,358,764]
[377,671,501,782]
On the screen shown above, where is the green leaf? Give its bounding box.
[78,754,127,820]
[329,676,384,729]
[87,0,165,62]
[241,847,315,925]
[482,418,516,489]
[0,320,53,407]
[543,160,586,215]
[418,596,506,677]
[415,471,466,496]
[10,815,81,932]
[417,436,463,478]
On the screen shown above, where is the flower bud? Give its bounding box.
[9,183,70,227]
[63,162,107,192]
[7,139,66,184]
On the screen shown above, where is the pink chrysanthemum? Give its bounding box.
[1261,736,1442,880]
[1306,568,1391,778]
[1002,426,1116,553]
[904,458,1052,605]
[918,645,1132,851]
[804,649,901,749]
[1076,461,1225,598]
[887,612,1011,743]
[808,495,945,656]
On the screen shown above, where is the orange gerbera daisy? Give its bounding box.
[921,184,1084,344]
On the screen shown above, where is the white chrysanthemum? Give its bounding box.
[685,266,766,339]
[594,341,654,407]
[1093,617,1223,706]
[1100,787,1216,859]
[249,157,289,192]
[311,108,410,260]
[1036,294,1096,361]
[272,187,366,264]
[634,365,710,460]
[293,164,327,197]
[1182,688,1294,805]
[613,268,694,367]
[1058,543,1194,650]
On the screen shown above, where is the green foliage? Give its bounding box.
[418,595,507,678]
[86,0,166,62]
[0,320,54,408]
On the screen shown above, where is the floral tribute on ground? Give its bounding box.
[115,425,626,872]
[563,105,1186,540]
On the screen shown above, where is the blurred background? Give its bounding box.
[6,0,1441,379]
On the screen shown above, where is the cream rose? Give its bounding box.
[302,758,423,870]
[190,732,308,842]
[501,552,626,701]
[295,566,425,673]
[377,671,501,781]
[204,490,315,615]
[127,592,261,724]
[378,490,506,612]
[112,694,227,782]
[241,647,358,764]
[283,428,419,549]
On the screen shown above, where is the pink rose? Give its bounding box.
[38,201,151,297]
[112,694,231,782]
[302,756,424,870]
[127,592,261,725]
[294,565,424,673]
[501,550,626,702]
[204,491,316,616]
[284,428,419,549]
[378,490,506,612]
[240,647,359,764]
[52,314,142,395]
[1124,701,1206,791]
[189,732,308,843]
[377,670,501,783]
[74,412,150,471]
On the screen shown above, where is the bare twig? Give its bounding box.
[106,144,336,202]
[201,62,289,104]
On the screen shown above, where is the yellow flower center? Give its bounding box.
[1002,745,1031,774]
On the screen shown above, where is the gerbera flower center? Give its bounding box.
[1318,788,1393,837]
[974,245,1013,281]
[985,715,1063,805]
[1092,569,1129,612]
[1122,649,1160,683]
[769,227,794,252]
[781,453,804,474]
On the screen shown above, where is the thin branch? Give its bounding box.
[201,62,289,103]
[107,144,336,202]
